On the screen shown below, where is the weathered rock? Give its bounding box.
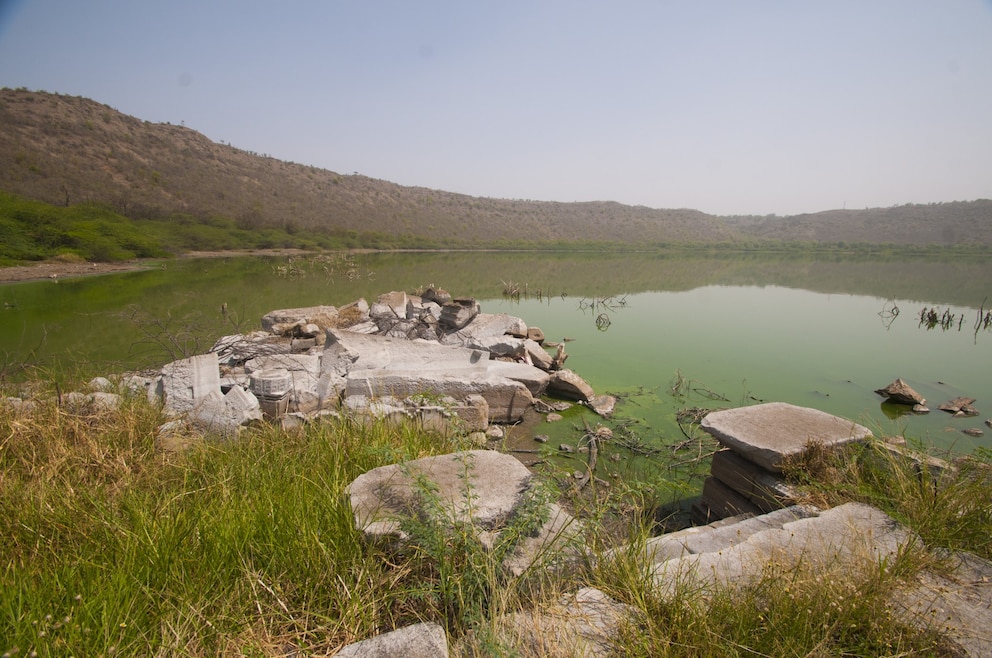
[440,312,524,346]
[523,338,555,371]
[87,391,122,412]
[439,298,480,330]
[422,287,452,306]
[188,385,262,437]
[548,369,596,402]
[335,298,371,327]
[376,290,410,319]
[709,449,798,513]
[487,361,551,397]
[489,588,634,658]
[261,305,337,333]
[88,376,115,392]
[585,394,616,418]
[471,334,527,358]
[326,328,484,371]
[875,378,926,406]
[527,326,546,343]
[345,366,534,423]
[450,394,490,432]
[211,332,292,366]
[1,397,37,416]
[336,622,448,658]
[939,397,979,416]
[962,428,984,437]
[891,550,992,658]
[160,352,221,417]
[347,450,580,578]
[700,402,872,473]
[347,450,534,540]
[245,354,322,413]
[652,503,913,595]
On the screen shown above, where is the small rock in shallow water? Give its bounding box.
[533,434,549,443]
[962,428,984,438]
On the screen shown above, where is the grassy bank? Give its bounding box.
[2,386,989,656]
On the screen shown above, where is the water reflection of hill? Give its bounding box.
[363,252,992,309]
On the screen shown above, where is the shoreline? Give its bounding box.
[0,249,320,284]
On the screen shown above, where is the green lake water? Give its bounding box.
[2,250,990,459]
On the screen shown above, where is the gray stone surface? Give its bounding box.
[440,312,525,345]
[326,328,485,371]
[701,402,872,473]
[875,378,926,406]
[347,450,534,540]
[493,588,634,658]
[260,305,338,332]
[336,622,448,658]
[548,369,596,402]
[629,505,817,566]
[709,448,798,512]
[890,550,992,658]
[486,360,551,397]
[523,338,554,370]
[652,503,913,594]
[244,353,322,412]
[345,366,534,423]
[160,352,221,417]
[188,385,262,437]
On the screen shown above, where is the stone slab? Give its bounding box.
[160,352,221,417]
[890,550,992,658]
[345,366,534,423]
[336,622,448,658]
[652,502,913,595]
[701,402,872,473]
[347,450,533,539]
[261,305,337,332]
[710,448,798,512]
[631,505,817,566]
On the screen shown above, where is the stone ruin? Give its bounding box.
[119,288,613,445]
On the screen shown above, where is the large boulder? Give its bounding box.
[548,369,596,402]
[347,450,581,576]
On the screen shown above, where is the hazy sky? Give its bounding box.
[1,1,990,216]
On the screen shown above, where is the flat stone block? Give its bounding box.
[701,402,872,473]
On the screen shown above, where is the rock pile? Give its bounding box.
[118,289,612,443]
[694,402,873,522]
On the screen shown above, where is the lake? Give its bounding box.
[2,250,990,459]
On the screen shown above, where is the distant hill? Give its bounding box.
[727,203,992,247]
[1,88,989,248]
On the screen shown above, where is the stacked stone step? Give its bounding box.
[693,402,873,524]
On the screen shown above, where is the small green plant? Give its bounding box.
[396,452,557,635]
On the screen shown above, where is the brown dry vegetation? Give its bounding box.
[2,87,990,248]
